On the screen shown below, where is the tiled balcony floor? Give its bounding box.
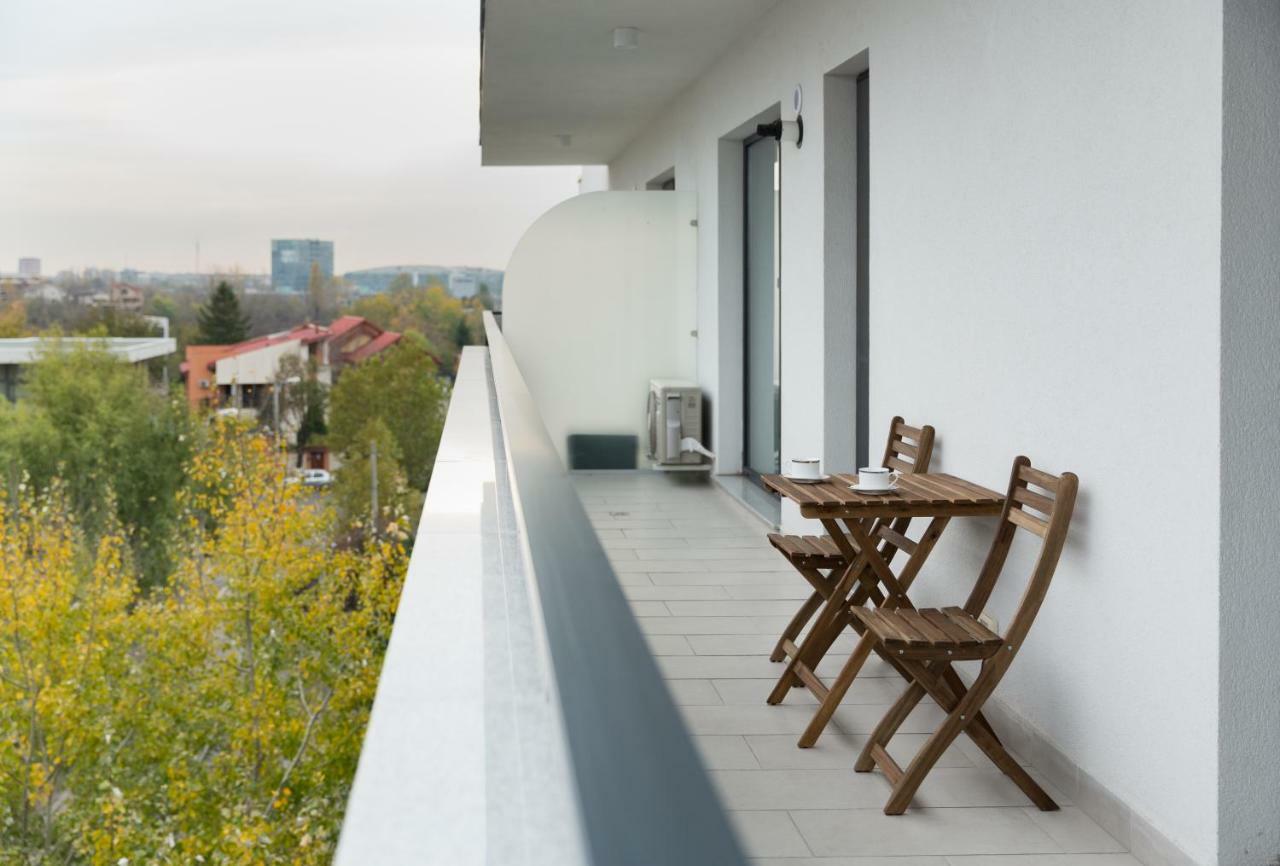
[573,471,1138,866]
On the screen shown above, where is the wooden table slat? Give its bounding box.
[764,472,1003,519]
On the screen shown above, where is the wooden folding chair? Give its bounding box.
[837,456,1078,814]
[765,417,935,663]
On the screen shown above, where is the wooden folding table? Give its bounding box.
[761,472,1004,747]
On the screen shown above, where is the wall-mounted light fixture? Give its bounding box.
[613,26,640,49]
[756,117,804,149]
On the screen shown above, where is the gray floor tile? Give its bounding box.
[695,735,761,770]
[1022,808,1125,853]
[691,634,860,654]
[644,634,694,655]
[752,858,947,866]
[637,547,783,560]
[627,600,670,617]
[625,584,731,601]
[665,679,723,706]
[638,616,795,635]
[685,536,778,549]
[946,857,1141,866]
[726,584,815,600]
[791,807,1061,857]
[601,537,691,549]
[682,704,828,735]
[624,527,768,538]
[667,600,805,616]
[650,571,804,586]
[753,858,948,866]
[715,767,1047,812]
[730,810,812,858]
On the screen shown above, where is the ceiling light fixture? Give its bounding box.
[613,26,640,49]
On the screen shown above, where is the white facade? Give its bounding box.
[483,3,1280,866]
[214,339,329,387]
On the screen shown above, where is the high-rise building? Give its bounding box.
[18,258,40,278]
[271,239,333,294]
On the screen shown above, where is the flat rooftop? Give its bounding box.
[0,336,176,365]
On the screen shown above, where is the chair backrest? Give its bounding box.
[962,457,1078,648]
[870,419,936,564]
[881,417,936,474]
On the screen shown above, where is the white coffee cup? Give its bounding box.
[789,458,822,480]
[858,466,901,491]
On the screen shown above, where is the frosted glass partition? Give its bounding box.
[500,191,698,468]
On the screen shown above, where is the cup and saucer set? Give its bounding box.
[784,459,901,493]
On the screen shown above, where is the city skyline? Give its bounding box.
[0,0,582,275]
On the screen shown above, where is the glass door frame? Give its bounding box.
[741,131,782,491]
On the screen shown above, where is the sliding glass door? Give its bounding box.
[744,134,780,480]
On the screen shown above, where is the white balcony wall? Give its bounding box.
[603,2,1226,864]
[502,191,697,468]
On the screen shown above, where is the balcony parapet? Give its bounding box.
[335,314,745,865]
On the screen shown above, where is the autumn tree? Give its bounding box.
[0,482,136,858]
[0,300,26,337]
[0,421,409,863]
[327,332,448,492]
[346,282,469,371]
[196,280,251,344]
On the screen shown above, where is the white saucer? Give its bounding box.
[848,482,899,494]
[783,474,830,485]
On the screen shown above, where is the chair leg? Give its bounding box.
[884,662,1056,814]
[770,591,823,663]
[884,697,972,814]
[797,631,876,747]
[767,603,850,704]
[904,663,1056,811]
[854,681,927,771]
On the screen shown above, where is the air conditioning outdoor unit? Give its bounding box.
[646,379,713,468]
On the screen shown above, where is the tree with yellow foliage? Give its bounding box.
[0,421,408,864]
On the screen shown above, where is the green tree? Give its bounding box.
[195,280,250,344]
[276,355,328,451]
[333,417,420,534]
[0,343,192,587]
[328,332,448,491]
[452,315,472,348]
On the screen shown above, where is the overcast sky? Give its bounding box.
[0,0,581,275]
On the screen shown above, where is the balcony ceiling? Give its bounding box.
[479,0,781,166]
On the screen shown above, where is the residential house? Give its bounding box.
[107,282,144,312]
[180,316,402,417]
[338,4,1280,866]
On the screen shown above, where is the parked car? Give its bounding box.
[301,468,332,488]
